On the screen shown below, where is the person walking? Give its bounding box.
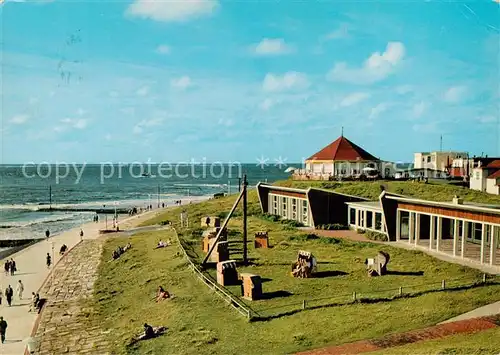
[9,259,16,276]
[16,280,24,300]
[5,285,13,306]
[80,229,84,241]
[0,316,7,344]
[4,260,10,276]
[46,253,52,268]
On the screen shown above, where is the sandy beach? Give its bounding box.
[0,203,188,355]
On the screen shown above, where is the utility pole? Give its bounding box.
[238,177,241,192]
[243,174,248,265]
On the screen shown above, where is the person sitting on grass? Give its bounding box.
[156,286,170,302]
[155,240,167,249]
[123,243,132,251]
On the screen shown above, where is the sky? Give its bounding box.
[1,0,499,164]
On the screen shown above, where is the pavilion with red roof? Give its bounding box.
[303,135,381,178]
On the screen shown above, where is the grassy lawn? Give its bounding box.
[368,327,500,355]
[276,179,500,205]
[90,192,500,354]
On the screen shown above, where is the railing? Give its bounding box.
[172,227,257,320]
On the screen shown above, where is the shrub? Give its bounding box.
[288,233,320,242]
[317,223,347,231]
[260,213,281,222]
[356,228,366,234]
[160,220,171,226]
[365,230,388,242]
[281,219,304,227]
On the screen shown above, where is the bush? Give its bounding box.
[316,223,347,231]
[260,213,281,222]
[356,228,366,234]
[281,219,304,227]
[288,233,320,242]
[365,230,388,242]
[160,220,171,225]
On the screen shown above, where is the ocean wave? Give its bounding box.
[0,213,87,228]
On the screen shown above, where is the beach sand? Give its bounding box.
[0,202,193,355]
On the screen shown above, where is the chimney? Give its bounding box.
[452,195,463,205]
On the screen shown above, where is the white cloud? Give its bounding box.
[133,118,163,134]
[218,118,233,127]
[327,42,405,84]
[413,122,437,133]
[323,23,349,40]
[76,108,86,116]
[120,107,135,115]
[126,0,218,22]
[262,72,309,92]
[412,101,428,118]
[477,115,497,123]
[10,114,29,124]
[369,103,389,119]
[443,86,467,103]
[396,85,413,95]
[170,76,192,90]
[259,98,276,111]
[253,38,294,56]
[55,118,88,132]
[156,44,170,54]
[29,97,39,105]
[136,86,150,96]
[339,92,370,107]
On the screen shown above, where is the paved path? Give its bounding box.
[440,301,500,324]
[0,208,165,355]
[33,240,108,355]
[295,315,500,355]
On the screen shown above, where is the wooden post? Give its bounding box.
[399,287,403,296]
[352,291,357,301]
[243,174,248,265]
[302,300,306,309]
[202,189,245,265]
[441,280,446,290]
[483,274,487,283]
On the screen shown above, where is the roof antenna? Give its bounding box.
[440,134,443,152]
[341,126,344,137]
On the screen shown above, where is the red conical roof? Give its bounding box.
[307,136,379,161]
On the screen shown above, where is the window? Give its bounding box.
[366,211,373,229]
[427,156,431,163]
[302,200,308,224]
[349,208,356,225]
[272,195,278,215]
[291,198,297,219]
[375,213,382,230]
[281,197,287,218]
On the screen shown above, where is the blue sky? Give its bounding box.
[1,0,499,164]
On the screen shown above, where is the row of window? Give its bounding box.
[269,194,309,225]
[348,208,384,232]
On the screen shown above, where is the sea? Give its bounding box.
[0,163,290,246]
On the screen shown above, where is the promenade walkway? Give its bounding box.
[0,209,163,355]
[33,240,108,354]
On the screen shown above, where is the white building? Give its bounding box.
[470,160,500,195]
[414,151,467,172]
